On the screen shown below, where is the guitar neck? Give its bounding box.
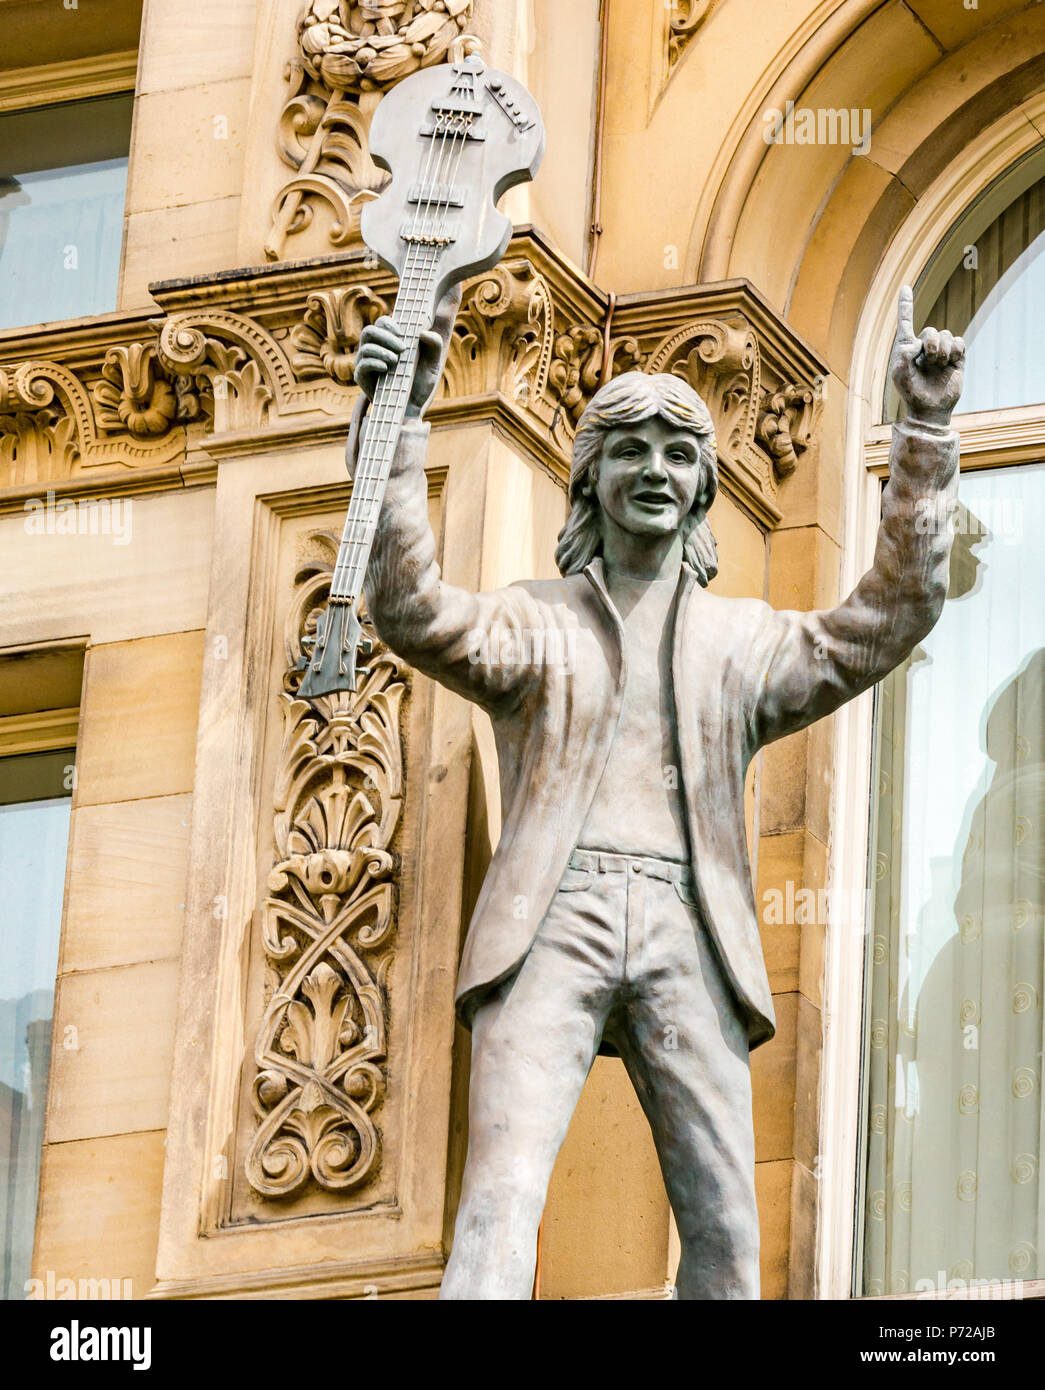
[330,242,441,603]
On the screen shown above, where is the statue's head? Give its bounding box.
[555,372,718,585]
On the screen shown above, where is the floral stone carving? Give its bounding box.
[266,1,476,261]
[245,532,407,1198]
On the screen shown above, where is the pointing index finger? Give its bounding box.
[897,285,915,343]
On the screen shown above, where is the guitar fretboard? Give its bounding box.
[330,239,442,603]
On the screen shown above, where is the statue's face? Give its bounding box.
[592,418,705,542]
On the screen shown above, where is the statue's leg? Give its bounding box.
[440,872,621,1300]
[612,873,759,1300]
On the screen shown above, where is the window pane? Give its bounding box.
[858,464,1045,1296]
[0,95,132,331]
[0,750,73,1299]
[886,151,1045,418]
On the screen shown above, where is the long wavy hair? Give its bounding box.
[554,372,719,584]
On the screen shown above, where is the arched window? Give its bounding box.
[856,153,1045,1297]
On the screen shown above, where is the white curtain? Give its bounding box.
[0,158,126,330]
[861,464,1045,1294]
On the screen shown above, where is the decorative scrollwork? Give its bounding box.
[668,1,715,73]
[444,258,555,405]
[245,531,407,1199]
[266,2,476,262]
[0,357,185,484]
[547,325,644,431]
[288,286,391,385]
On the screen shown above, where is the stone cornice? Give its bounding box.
[0,229,828,529]
[0,49,138,113]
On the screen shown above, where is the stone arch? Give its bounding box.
[686,0,1045,370]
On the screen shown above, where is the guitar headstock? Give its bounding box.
[361,54,545,316]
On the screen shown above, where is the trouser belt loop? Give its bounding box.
[569,848,694,891]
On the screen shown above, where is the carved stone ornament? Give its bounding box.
[0,237,826,527]
[548,325,644,428]
[266,1,476,261]
[642,313,822,519]
[756,383,816,480]
[246,532,407,1198]
[668,1,716,73]
[288,286,389,385]
[154,292,391,431]
[0,353,187,486]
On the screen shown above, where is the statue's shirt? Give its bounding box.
[578,567,690,862]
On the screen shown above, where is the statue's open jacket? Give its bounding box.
[355,414,958,1049]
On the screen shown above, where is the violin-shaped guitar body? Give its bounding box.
[299,52,545,698]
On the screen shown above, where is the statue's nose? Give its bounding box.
[644,449,668,478]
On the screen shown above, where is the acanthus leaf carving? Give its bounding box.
[91,342,183,439]
[266,2,476,262]
[246,531,407,1200]
[156,307,360,433]
[300,0,473,93]
[0,356,184,485]
[756,383,816,480]
[443,258,555,407]
[547,325,645,432]
[288,286,391,385]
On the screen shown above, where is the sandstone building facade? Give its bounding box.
[1,0,1043,1300]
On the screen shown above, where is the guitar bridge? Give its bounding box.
[399,226,455,246]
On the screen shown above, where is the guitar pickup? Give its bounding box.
[419,121,485,142]
[407,183,465,208]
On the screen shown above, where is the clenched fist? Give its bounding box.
[890,284,966,427]
[354,285,462,421]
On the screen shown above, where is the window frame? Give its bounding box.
[0,640,84,1298]
[818,95,1045,1303]
[0,52,137,333]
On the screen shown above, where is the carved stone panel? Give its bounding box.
[266,1,476,262]
[243,532,407,1209]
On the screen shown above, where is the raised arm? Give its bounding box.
[350,295,541,714]
[752,287,965,747]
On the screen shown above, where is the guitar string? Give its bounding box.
[331,242,429,596]
[328,110,451,599]
[333,107,459,586]
[338,115,466,582]
[327,103,473,615]
[346,113,471,569]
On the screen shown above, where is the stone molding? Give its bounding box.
[0,49,138,114]
[0,706,79,757]
[0,230,827,527]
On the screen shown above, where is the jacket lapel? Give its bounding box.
[582,558,626,689]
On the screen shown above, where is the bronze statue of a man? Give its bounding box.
[349,286,965,1299]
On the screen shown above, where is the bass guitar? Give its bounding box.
[299,50,545,697]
